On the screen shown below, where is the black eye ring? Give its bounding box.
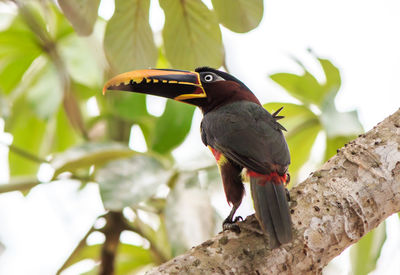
[203,74,214,82]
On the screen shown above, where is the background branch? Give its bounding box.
[147,109,400,275]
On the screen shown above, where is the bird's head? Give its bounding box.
[103,67,260,113]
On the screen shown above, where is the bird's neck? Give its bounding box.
[200,90,261,114]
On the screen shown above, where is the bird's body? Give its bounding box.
[201,100,291,247]
[103,67,293,248]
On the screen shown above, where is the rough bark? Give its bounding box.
[147,109,400,275]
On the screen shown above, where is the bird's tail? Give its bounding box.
[250,174,292,248]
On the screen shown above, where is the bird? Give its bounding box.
[103,67,292,248]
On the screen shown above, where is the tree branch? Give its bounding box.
[0,177,41,193]
[147,108,400,275]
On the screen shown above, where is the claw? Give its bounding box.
[222,205,241,233]
[223,219,241,233]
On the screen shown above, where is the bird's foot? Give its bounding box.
[222,216,242,233]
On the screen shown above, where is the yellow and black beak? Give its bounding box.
[103,69,207,102]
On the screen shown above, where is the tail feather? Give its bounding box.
[250,177,292,248]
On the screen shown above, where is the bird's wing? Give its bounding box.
[202,101,290,174]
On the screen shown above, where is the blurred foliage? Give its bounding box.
[265,52,363,183]
[350,222,386,275]
[0,1,389,275]
[265,52,386,275]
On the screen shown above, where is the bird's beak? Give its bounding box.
[103,69,207,102]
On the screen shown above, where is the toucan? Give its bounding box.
[103,67,292,248]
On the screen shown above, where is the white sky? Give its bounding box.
[1,0,400,274]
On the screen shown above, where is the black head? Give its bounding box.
[189,67,260,113]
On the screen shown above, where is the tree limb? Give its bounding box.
[147,109,400,275]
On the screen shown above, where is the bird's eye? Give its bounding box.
[203,74,214,82]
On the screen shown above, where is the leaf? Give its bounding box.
[108,92,150,122]
[320,108,363,138]
[60,242,152,274]
[62,243,102,271]
[150,100,195,154]
[71,81,98,100]
[51,142,135,177]
[211,0,263,33]
[26,61,63,119]
[104,0,157,74]
[160,0,223,70]
[63,88,87,137]
[116,243,153,274]
[0,93,10,119]
[287,121,321,183]
[350,222,386,275]
[264,103,321,183]
[270,72,323,106]
[0,14,41,94]
[325,135,356,161]
[58,33,103,87]
[5,97,47,176]
[50,106,82,153]
[96,155,171,211]
[165,173,215,256]
[132,213,172,260]
[270,55,342,107]
[317,57,341,100]
[58,0,101,36]
[50,3,75,41]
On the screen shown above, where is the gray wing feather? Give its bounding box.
[201,101,290,174]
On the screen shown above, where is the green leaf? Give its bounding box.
[59,33,103,87]
[104,0,157,74]
[109,92,150,122]
[150,100,195,154]
[50,3,75,41]
[160,0,223,70]
[58,0,100,36]
[264,103,321,183]
[5,97,47,176]
[350,222,386,275]
[317,57,341,100]
[96,155,170,211]
[165,173,215,256]
[132,214,171,260]
[0,15,41,94]
[287,121,321,183]
[50,106,82,153]
[320,108,363,138]
[116,243,153,274]
[26,61,63,119]
[325,135,356,161]
[270,72,323,106]
[51,142,135,177]
[270,55,342,107]
[71,81,98,100]
[155,47,170,68]
[60,242,152,274]
[211,0,263,33]
[62,243,102,271]
[0,93,10,119]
